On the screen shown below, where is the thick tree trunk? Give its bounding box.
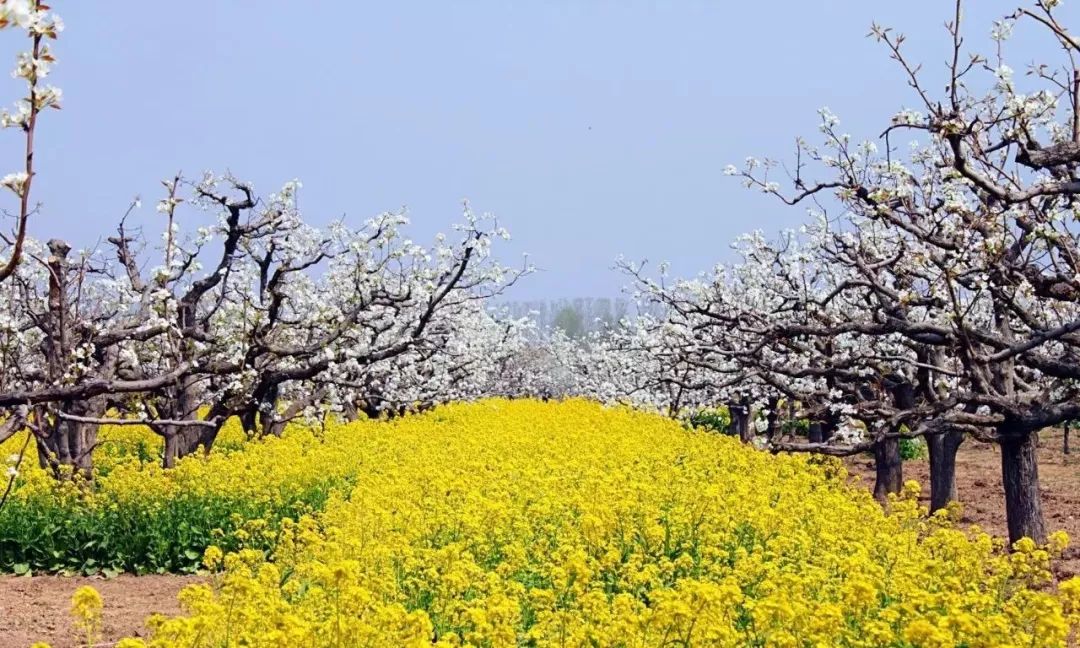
[266,418,288,438]
[1000,429,1047,545]
[161,424,220,469]
[820,412,837,443]
[872,437,903,503]
[156,376,222,468]
[341,400,360,422]
[35,398,104,479]
[764,397,779,440]
[360,400,381,419]
[162,430,195,469]
[873,377,912,503]
[808,421,824,444]
[34,241,100,479]
[239,409,257,436]
[738,412,753,443]
[37,417,97,479]
[264,386,326,437]
[926,430,963,513]
[727,399,752,443]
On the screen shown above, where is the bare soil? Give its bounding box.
[846,427,1080,581]
[0,574,199,648]
[0,430,1076,647]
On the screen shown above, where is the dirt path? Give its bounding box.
[0,574,199,648]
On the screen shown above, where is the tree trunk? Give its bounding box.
[155,375,222,468]
[808,421,824,444]
[34,240,101,479]
[926,430,963,513]
[872,437,903,503]
[1064,422,1071,455]
[820,412,837,443]
[764,397,779,440]
[161,424,220,468]
[341,399,360,422]
[34,398,104,480]
[360,400,381,419]
[727,399,752,443]
[37,418,97,479]
[239,409,257,436]
[873,377,913,503]
[264,386,326,437]
[1000,429,1047,545]
[162,430,196,469]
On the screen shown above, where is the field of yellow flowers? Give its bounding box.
[4,399,1080,647]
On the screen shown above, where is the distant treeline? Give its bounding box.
[498,297,664,338]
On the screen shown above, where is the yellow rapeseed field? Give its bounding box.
[7,399,1079,646]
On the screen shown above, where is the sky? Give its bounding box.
[2,1,1077,299]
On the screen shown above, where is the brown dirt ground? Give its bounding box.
[0,574,200,648]
[845,427,1080,581]
[0,431,1076,647]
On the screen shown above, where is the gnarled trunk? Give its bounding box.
[239,407,258,437]
[872,437,902,503]
[820,411,838,443]
[726,398,752,443]
[154,375,223,468]
[34,241,101,479]
[764,397,779,440]
[341,399,360,422]
[361,399,381,419]
[1000,428,1047,545]
[161,423,221,469]
[239,382,326,439]
[263,386,327,437]
[926,429,963,513]
[33,397,106,480]
[873,378,913,503]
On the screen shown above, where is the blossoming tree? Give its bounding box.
[719,0,1080,543]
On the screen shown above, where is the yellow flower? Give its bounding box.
[1047,530,1070,556]
[4,399,1073,647]
[70,585,103,647]
[202,545,224,570]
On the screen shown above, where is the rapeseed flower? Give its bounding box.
[73,399,1076,647]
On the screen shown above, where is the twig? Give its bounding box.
[0,430,31,513]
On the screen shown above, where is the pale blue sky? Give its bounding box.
[2,1,1074,298]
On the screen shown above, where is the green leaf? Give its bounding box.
[12,562,29,576]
